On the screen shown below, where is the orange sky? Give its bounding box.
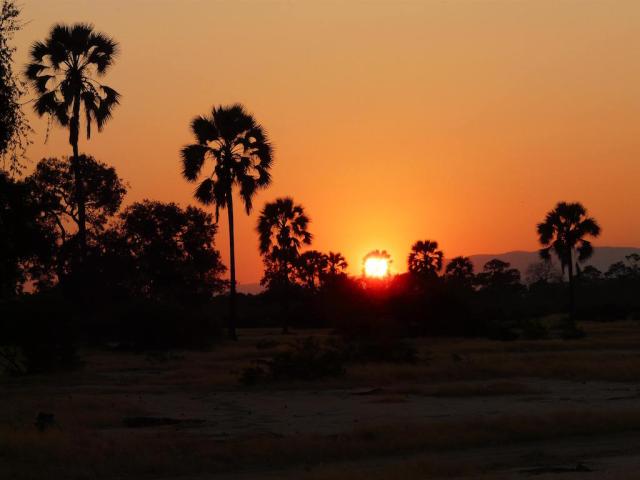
[14,0,640,284]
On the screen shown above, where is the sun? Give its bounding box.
[364,256,389,278]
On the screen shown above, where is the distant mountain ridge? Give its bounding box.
[467,246,640,277]
[237,246,640,293]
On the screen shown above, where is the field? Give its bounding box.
[3,321,640,479]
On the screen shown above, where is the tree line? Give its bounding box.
[2,15,639,366]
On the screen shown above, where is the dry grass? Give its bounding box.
[424,380,539,397]
[3,408,640,479]
[4,321,640,479]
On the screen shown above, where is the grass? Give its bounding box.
[3,408,640,479]
[4,321,640,479]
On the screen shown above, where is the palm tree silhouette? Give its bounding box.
[181,104,272,340]
[407,240,443,278]
[25,23,120,258]
[537,201,601,326]
[295,250,327,290]
[326,251,348,277]
[257,197,311,332]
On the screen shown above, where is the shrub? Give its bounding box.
[241,337,346,384]
[520,318,550,340]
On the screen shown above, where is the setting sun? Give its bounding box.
[364,256,389,278]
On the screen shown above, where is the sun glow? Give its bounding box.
[364,257,389,278]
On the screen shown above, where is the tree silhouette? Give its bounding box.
[0,1,30,174]
[445,256,474,286]
[325,251,348,279]
[181,104,272,340]
[606,261,630,280]
[257,197,311,332]
[0,172,54,297]
[295,250,327,290]
[604,255,639,281]
[26,156,126,284]
[27,156,126,242]
[525,260,561,286]
[475,259,521,290]
[25,23,120,259]
[101,201,227,303]
[407,240,443,278]
[580,265,603,283]
[537,201,601,325]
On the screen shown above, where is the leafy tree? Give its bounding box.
[475,259,522,290]
[181,104,272,339]
[0,1,30,174]
[25,23,120,258]
[445,256,474,287]
[0,172,54,297]
[407,240,443,278]
[525,260,561,285]
[25,156,126,285]
[537,201,601,324]
[99,201,226,303]
[606,261,632,280]
[580,265,603,282]
[258,197,311,332]
[27,156,126,241]
[624,254,640,278]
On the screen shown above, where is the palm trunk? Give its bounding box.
[70,94,87,262]
[282,262,290,334]
[567,249,575,327]
[226,191,238,341]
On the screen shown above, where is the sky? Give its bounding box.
[13,0,640,285]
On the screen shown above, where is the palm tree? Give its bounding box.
[325,251,348,278]
[25,23,120,258]
[295,250,327,290]
[407,240,443,278]
[537,201,601,326]
[181,104,272,340]
[257,197,311,332]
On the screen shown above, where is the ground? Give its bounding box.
[3,321,640,479]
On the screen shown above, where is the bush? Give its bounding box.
[332,336,418,364]
[241,337,346,384]
[239,335,418,385]
[519,318,550,340]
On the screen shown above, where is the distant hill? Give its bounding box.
[468,246,640,277]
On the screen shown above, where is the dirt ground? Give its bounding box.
[3,321,640,479]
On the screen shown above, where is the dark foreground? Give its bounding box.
[3,321,640,479]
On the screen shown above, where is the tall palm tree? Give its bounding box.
[257,197,311,332]
[407,240,443,278]
[181,104,272,340]
[25,23,120,258]
[537,201,601,326]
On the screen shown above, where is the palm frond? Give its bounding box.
[191,116,218,144]
[194,178,215,205]
[180,144,208,181]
